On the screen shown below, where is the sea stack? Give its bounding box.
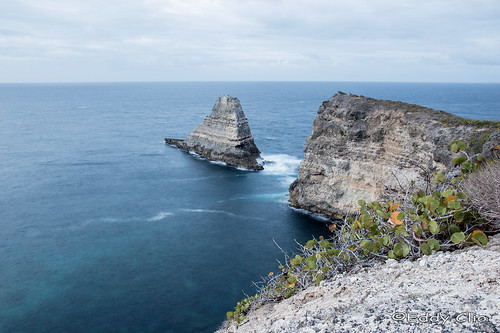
[289,92,500,218]
[165,95,263,170]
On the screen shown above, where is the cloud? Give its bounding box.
[462,37,500,66]
[0,0,499,82]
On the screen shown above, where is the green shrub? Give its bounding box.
[224,140,491,325]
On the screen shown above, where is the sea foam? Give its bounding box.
[260,154,302,186]
[261,154,301,176]
[147,212,173,221]
[289,206,332,222]
[181,208,266,221]
[181,208,237,217]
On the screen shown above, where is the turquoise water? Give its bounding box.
[0,82,499,332]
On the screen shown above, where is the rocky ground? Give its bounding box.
[217,233,500,333]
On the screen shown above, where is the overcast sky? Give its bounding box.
[1,0,499,82]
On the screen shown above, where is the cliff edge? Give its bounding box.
[165,95,262,170]
[289,92,499,218]
[218,233,500,333]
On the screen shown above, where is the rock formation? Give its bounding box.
[482,131,500,161]
[289,92,500,218]
[165,95,263,170]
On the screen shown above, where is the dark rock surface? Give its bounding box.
[482,132,500,161]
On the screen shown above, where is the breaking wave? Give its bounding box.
[260,154,302,176]
[260,154,302,186]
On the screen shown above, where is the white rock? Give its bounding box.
[402,261,413,270]
[217,234,500,333]
[386,259,398,267]
[166,95,262,170]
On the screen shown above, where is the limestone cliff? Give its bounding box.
[165,95,263,170]
[289,92,499,218]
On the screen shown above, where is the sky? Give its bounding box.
[1,0,500,83]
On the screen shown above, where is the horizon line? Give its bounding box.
[1,80,500,85]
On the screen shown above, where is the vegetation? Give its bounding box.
[441,116,500,129]
[460,160,500,230]
[468,131,498,154]
[224,140,495,325]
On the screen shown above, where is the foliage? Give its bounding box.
[441,116,500,130]
[224,140,492,325]
[226,294,259,324]
[460,159,500,229]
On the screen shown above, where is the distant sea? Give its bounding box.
[0,82,499,333]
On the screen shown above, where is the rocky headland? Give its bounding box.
[289,92,500,218]
[217,93,499,333]
[165,95,263,170]
[218,233,500,333]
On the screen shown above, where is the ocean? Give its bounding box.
[0,82,499,332]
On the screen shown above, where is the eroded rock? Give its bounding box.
[289,92,499,218]
[166,95,262,170]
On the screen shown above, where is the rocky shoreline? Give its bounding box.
[216,93,499,332]
[217,234,500,333]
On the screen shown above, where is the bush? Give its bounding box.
[460,160,500,230]
[223,141,492,326]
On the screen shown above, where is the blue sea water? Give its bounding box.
[0,82,499,333]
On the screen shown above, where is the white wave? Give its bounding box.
[186,152,252,170]
[282,175,298,186]
[74,217,124,229]
[181,208,237,217]
[261,154,302,176]
[187,151,204,159]
[208,160,227,166]
[207,158,258,172]
[235,166,255,172]
[147,211,173,221]
[181,208,265,220]
[289,206,332,222]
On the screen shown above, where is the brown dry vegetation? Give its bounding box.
[461,160,500,231]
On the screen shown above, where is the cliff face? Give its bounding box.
[166,95,262,170]
[289,92,498,218]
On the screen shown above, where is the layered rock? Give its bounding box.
[289,92,500,218]
[165,95,262,170]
